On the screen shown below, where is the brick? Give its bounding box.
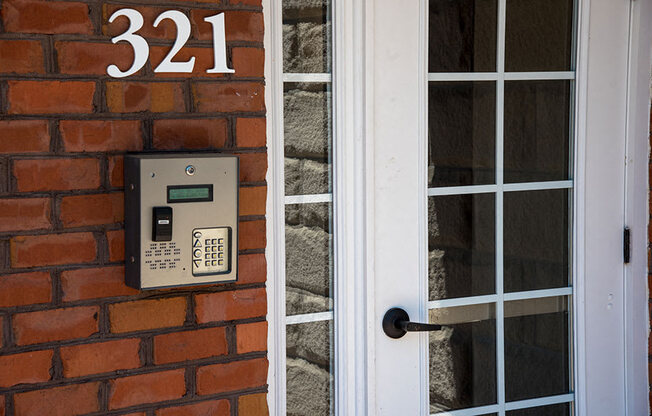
[60,120,142,152]
[106,82,185,113]
[109,297,186,333]
[104,5,177,40]
[197,358,267,395]
[56,41,133,75]
[10,233,97,268]
[192,11,264,43]
[150,46,226,79]
[153,119,228,150]
[0,198,51,232]
[156,400,230,416]
[2,124,49,158]
[60,193,124,227]
[239,187,266,216]
[154,327,227,364]
[109,156,125,187]
[2,0,92,34]
[232,47,264,78]
[0,350,52,387]
[236,118,266,148]
[61,266,137,302]
[193,82,265,113]
[0,272,51,308]
[0,395,4,416]
[239,220,266,251]
[14,382,100,416]
[239,393,269,416]
[237,253,266,285]
[0,40,44,74]
[109,369,186,410]
[107,230,125,262]
[195,288,266,323]
[7,81,95,114]
[61,338,141,378]
[13,306,99,345]
[231,0,261,5]
[0,120,50,153]
[13,158,100,192]
[237,321,267,354]
[238,152,268,182]
[161,0,224,3]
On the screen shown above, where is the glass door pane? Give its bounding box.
[427,0,576,414]
[282,1,335,415]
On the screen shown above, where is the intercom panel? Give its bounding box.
[124,154,238,289]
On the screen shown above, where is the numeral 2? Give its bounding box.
[107,9,234,78]
[153,11,195,73]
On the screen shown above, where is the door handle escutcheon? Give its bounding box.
[382,307,442,339]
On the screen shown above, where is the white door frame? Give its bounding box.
[263,0,652,414]
[622,0,652,414]
[578,0,651,414]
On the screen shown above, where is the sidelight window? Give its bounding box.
[274,1,335,415]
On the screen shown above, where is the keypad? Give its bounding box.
[191,227,230,275]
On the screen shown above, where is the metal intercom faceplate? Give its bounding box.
[124,154,238,289]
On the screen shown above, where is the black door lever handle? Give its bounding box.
[382,307,442,339]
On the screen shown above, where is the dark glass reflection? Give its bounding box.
[504,297,571,402]
[504,80,572,183]
[284,83,332,196]
[429,304,497,412]
[429,82,496,187]
[429,0,497,72]
[429,194,495,300]
[504,189,570,293]
[285,203,333,315]
[286,320,334,415]
[283,0,332,73]
[507,403,571,416]
[505,0,574,72]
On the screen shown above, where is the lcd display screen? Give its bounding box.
[167,185,213,203]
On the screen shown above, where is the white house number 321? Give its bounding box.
[107,9,233,78]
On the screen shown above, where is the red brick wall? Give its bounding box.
[0,0,268,414]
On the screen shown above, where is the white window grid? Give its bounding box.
[276,4,338,416]
[426,0,578,413]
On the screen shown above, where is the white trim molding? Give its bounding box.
[263,0,286,413]
[623,0,652,414]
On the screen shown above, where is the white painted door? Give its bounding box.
[368,0,643,415]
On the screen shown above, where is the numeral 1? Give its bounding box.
[204,13,235,74]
